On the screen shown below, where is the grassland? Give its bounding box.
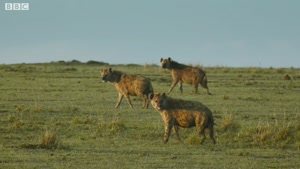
[0,61,299,168]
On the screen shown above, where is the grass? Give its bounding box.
[38,129,60,149]
[0,63,299,168]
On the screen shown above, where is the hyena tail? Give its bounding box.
[207,115,216,144]
[200,72,211,95]
[145,82,154,109]
[149,83,154,95]
[146,80,154,97]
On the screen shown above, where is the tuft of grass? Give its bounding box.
[187,134,205,145]
[62,105,81,113]
[34,100,42,113]
[15,104,30,113]
[20,129,64,150]
[223,95,230,100]
[7,113,18,122]
[251,116,293,148]
[38,129,60,149]
[110,115,126,132]
[220,113,236,132]
[98,114,126,134]
[7,113,25,129]
[12,120,25,129]
[252,121,272,146]
[72,116,94,125]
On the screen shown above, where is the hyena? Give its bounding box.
[100,68,154,109]
[160,57,210,95]
[150,92,216,144]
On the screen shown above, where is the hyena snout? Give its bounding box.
[102,76,108,82]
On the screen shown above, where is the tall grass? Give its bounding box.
[251,117,292,148]
[218,112,297,148]
[38,129,60,149]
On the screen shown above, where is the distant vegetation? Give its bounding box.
[51,60,110,66]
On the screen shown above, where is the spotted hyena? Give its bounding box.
[100,68,154,109]
[150,92,216,144]
[160,57,210,95]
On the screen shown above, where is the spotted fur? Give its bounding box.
[160,57,210,95]
[150,92,216,144]
[100,68,154,109]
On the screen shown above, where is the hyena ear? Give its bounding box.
[149,93,154,100]
[168,57,172,62]
[160,58,163,63]
[100,69,103,73]
[108,67,112,73]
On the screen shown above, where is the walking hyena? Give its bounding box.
[100,68,154,109]
[150,92,216,144]
[160,57,210,95]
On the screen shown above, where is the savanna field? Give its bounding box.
[0,60,299,169]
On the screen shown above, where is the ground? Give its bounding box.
[0,62,299,168]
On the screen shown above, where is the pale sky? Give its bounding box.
[1,0,299,67]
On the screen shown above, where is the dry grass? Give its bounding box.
[19,129,62,150]
[217,112,297,149]
[98,113,126,133]
[187,134,205,145]
[38,129,60,149]
[220,113,238,132]
[251,117,293,148]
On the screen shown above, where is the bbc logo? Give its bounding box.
[5,3,29,10]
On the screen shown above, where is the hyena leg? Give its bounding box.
[178,81,183,95]
[115,93,124,108]
[194,83,199,94]
[164,123,173,144]
[173,126,183,143]
[142,94,149,109]
[168,80,179,94]
[196,117,206,144]
[197,126,206,138]
[124,94,133,108]
[197,127,206,144]
[207,128,216,144]
[137,91,148,109]
[201,76,211,95]
[145,95,150,109]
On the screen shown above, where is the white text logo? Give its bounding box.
[5,3,29,10]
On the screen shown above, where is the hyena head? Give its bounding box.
[160,57,172,69]
[100,67,113,83]
[150,92,168,110]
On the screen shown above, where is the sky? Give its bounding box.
[0,0,299,68]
